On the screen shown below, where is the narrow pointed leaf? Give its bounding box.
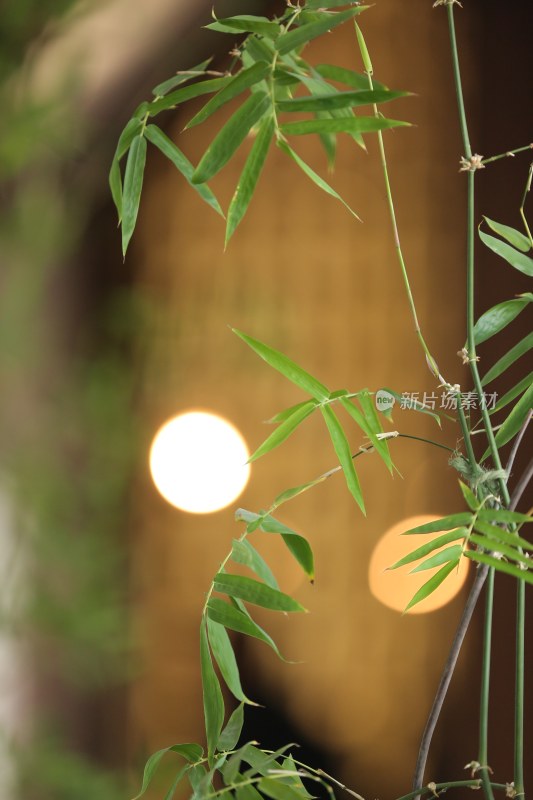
[473,295,532,346]
[148,76,232,116]
[492,382,533,449]
[277,89,407,113]
[411,544,463,573]
[242,744,296,776]
[271,475,327,509]
[276,7,365,55]
[200,620,224,761]
[280,116,409,136]
[213,572,306,612]
[389,529,467,570]
[206,597,283,656]
[192,92,271,184]
[465,551,533,586]
[226,114,275,244]
[205,15,280,37]
[477,509,533,525]
[280,755,315,798]
[278,140,360,219]
[489,371,532,415]
[236,786,264,800]
[404,514,472,534]
[321,404,365,514]
[249,399,316,462]
[163,766,189,800]
[121,134,147,257]
[473,520,533,551]
[232,328,329,401]
[315,63,387,91]
[132,744,203,800]
[144,125,224,216]
[297,73,365,150]
[306,0,362,7]
[482,332,533,386]
[479,230,533,276]
[218,703,245,752]
[382,386,443,426]
[109,117,142,220]
[258,777,308,800]
[268,400,318,424]
[459,481,479,511]
[187,62,271,130]
[469,534,533,567]
[188,764,208,795]
[152,58,213,97]
[482,217,531,252]
[235,509,314,581]
[207,617,250,703]
[231,539,279,589]
[350,390,393,472]
[404,560,459,613]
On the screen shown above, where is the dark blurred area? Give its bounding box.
[0,1,531,799]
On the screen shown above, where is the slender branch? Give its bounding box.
[506,411,531,477]
[398,780,508,800]
[481,144,533,166]
[520,162,533,245]
[478,567,496,800]
[514,578,525,796]
[509,455,533,512]
[412,564,489,796]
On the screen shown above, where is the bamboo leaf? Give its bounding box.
[236,785,264,800]
[277,89,407,113]
[473,520,533,551]
[459,480,479,512]
[109,117,142,220]
[477,508,533,525]
[469,534,533,567]
[473,295,532,346]
[268,400,316,424]
[207,617,251,704]
[489,371,533,415]
[192,92,271,184]
[187,62,272,130]
[479,229,533,276]
[482,332,533,386]
[279,755,315,798]
[152,58,213,97]
[231,538,279,589]
[404,560,459,613]
[218,703,245,752]
[213,573,306,613]
[121,134,147,257]
[206,597,283,657]
[276,7,366,55]
[350,390,393,472]
[258,777,309,800]
[163,766,189,800]
[404,513,472,534]
[205,15,281,37]
[148,76,232,116]
[277,140,360,219]
[492,382,533,450]
[132,744,204,800]
[144,125,224,216]
[249,399,317,462]
[321,404,365,514]
[482,216,531,252]
[388,529,467,570]
[232,329,330,400]
[381,386,443,426]
[411,544,463,573]
[315,63,387,91]
[306,0,362,7]
[226,113,275,244]
[235,509,314,581]
[465,551,533,586]
[280,116,409,136]
[200,618,224,760]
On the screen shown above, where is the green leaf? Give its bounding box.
[187,62,272,130]
[235,509,314,581]
[381,386,443,426]
[404,560,460,613]
[277,89,406,113]
[473,295,532,346]
[350,390,393,472]
[468,534,533,568]
[276,7,366,55]
[279,755,314,798]
[226,113,275,244]
[207,597,283,657]
[187,763,208,795]
[321,404,365,514]
[492,382,533,450]
[218,703,245,752]
[479,230,533,277]
[315,63,387,92]
[132,744,204,800]
[411,544,463,573]
[268,399,318,424]
[388,529,467,570]
[241,744,295,776]
[258,777,309,800]
[109,117,143,220]
[192,92,271,184]
[404,513,472,534]
[477,509,533,525]
[207,616,250,703]
[482,332,533,386]
[163,766,189,800]
[306,0,362,7]
[213,572,306,613]
[236,785,264,800]
[280,116,409,136]
[200,618,224,760]
[121,134,147,257]
[270,475,326,510]
[489,371,533,415]
[231,538,279,589]
[473,520,533,552]
[144,125,224,216]
[205,15,281,37]
[482,217,531,253]
[355,21,373,75]
[277,139,360,219]
[249,399,317,462]
[232,329,330,400]
[296,73,365,151]
[148,76,232,116]
[465,551,533,586]
[152,58,213,97]
[459,481,479,512]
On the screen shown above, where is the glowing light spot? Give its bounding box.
[369,515,469,614]
[149,411,251,514]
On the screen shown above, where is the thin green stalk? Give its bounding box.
[481,144,533,166]
[520,162,533,246]
[479,567,496,800]
[457,399,477,468]
[514,579,525,796]
[397,780,508,800]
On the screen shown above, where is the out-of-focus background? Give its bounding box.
[1,1,531,798]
